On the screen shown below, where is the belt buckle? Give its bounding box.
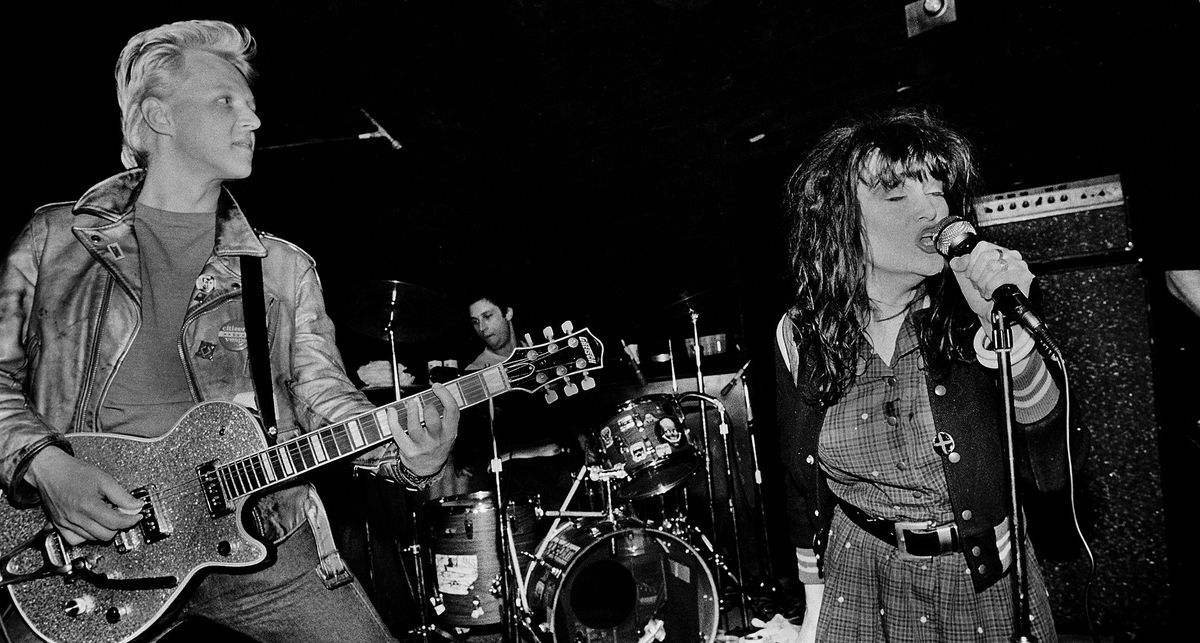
[893,520,940,559]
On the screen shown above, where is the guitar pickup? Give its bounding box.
[197,461,231,518]
[116,485,170,553]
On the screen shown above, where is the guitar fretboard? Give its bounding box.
[216,364,512,500]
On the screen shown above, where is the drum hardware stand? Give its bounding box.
[399,493,462,643]
[536,466,624,532]
[378,328,460,643]
[483,398,524,643]
[684,308,720,545]
[681,392,749,629]
[737,363,781,603]
[667,341,691,518]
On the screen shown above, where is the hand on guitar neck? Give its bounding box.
[23,446,143,545]
[393,383,460,477]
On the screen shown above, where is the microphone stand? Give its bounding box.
[990,309,1037,643]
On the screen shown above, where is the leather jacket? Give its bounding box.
[0,169,429,548]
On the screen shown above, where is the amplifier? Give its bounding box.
[972,174,1133,265]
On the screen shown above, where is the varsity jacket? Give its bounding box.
[774,312,1069,591]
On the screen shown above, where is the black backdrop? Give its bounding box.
[10,1,1198,639]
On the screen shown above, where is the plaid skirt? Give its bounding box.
[816,507,1057,642]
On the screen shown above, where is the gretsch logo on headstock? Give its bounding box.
[580,337,597,364]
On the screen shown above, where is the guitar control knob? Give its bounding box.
[62,595,97,618]
[217,540,232,556]
[105,605,129,624]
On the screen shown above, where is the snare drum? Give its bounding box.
[426,491,541,626]
[595,394,700,500]
[524,517,719,642]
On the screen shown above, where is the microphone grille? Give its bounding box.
[935,217,978,257]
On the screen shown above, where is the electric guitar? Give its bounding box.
[0,324,603,643]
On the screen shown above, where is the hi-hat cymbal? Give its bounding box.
[340,279,455,343]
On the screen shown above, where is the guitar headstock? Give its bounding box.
[502,322,604,403]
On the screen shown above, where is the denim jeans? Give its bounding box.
[170,521,396,643]
[1,522,396,643]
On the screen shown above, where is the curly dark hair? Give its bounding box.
[784,107,981,405]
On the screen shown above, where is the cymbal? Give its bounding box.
[640,285,741,331]
[340,279,455,343]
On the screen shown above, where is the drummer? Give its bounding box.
[358,289,582,506]
[454,290,582,507]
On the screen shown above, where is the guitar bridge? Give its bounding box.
[116,485,171,553]
[197,461,232,518]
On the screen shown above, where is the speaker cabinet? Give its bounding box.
[1027,259,1170,639]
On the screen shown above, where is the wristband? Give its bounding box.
[973,325,1035,369]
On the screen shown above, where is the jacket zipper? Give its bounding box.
[73,277,114,430]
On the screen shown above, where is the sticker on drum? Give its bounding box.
[595,394,701,500]
[432,553,479,596]
[525,518,719,642]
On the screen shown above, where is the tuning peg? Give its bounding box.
[524,333,534,346]
[581,374,595,390]
[543,326,554,340]
[544,388,559,404]
[563,379,579,397]
[561,320,574,334]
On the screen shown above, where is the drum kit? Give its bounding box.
[344,281,772,643]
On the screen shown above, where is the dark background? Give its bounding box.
[11,1,1197,640]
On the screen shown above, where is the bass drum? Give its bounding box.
[524,518,718,642]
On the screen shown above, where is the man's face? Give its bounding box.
[469,299,513,352]
[157,49,260,182]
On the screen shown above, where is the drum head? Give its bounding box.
[526,521,718,642]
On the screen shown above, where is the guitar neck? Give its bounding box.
[215,364,512,500]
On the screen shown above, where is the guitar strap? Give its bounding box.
[240,255,352,589]
[240,255,278,446]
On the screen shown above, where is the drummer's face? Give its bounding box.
[470,299,513,352]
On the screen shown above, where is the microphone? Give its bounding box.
[935,217,1062,356]
[720,359,750,396]
[359,108,403,150]
[620,339,647,387]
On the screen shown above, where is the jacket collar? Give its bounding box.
[72,168,267,258]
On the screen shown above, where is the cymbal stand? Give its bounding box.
[667,341,690,518]
[386,328,459,643]
[738,364,777,588]
[681,392,748,627]
[685,308,719,553]
[484,399,523,643]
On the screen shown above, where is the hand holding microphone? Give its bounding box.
[936,217,1061,356]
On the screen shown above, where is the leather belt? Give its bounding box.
[838,500,960,557]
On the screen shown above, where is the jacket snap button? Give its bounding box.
[934,384,947,396]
